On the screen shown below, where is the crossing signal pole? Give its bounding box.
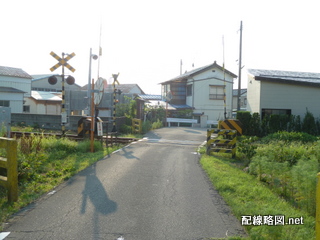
[112,73,120,133]
[49,51,76,136]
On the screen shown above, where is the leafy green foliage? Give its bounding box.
[261,131,317,143]
[200,155,315,240]
[248,139,320,216]
[237,136,259,162]
[236,109,320,137]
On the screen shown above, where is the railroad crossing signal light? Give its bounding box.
[48,75,58,85]
[66,75,75,85]
[48,75,75,85]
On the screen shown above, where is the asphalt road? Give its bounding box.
[2,127,246,240]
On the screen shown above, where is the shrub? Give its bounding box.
[237,136,259,161]
[142,120,152,133]
[236,111,251,135]
[76,140,103,153]
[302,109,317,135]
[261,131,317,143]
[291,156,318,216]
[119,124,132,134]
[152,119,163,129]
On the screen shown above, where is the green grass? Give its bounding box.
[0,136,125,230]
[200,154,316,240]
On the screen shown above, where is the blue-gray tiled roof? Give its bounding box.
[248,69,320,86]
[0,66,32,79]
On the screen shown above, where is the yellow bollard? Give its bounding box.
[316,173,320,240]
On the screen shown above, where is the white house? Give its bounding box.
[247,69,320,118]
[24,91,62,114]
[160,61,237,126]
[0,66,32,113]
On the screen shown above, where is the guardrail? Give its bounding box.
[132,118,142,134]
[166,118,197,127]
[0,137,18,202]
[206,129,237,158]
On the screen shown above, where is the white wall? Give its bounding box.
[0,92,24,113]
[260,81,320,118]
[247,74,261,113]
[247,73,320,118]
[187,67,233,120]
[0,76,31,97]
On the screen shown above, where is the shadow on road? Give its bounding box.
[80,164,117,215]
[120,146,140,160]
[184,129,203,134]
[80,164,118,239]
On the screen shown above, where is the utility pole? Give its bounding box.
[237,21,243,112]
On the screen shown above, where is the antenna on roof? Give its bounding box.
[237,21,243,112]
[222,35,227,120]
[180,59,183,75]
[97,20,102,79]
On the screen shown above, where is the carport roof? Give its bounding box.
[31,91,61,101]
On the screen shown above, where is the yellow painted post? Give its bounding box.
[7,139,18,202]
[132,119,142,134]
[316,173,320,240]
[0,138,18,202]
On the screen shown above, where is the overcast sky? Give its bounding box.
[1,0,319,94]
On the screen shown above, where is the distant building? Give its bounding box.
[24,91,62,114]
[232,88,247,114]
[247,69,320,118]
[0,66,32,113]
[160,61,237,126]
[31,74,82,92]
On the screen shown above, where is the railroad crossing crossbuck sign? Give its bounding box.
[50,51,76,72]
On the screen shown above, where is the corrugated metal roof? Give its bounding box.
[146,99,192,110]
[248,69,320,86]
[0,66,32,79]
[138,94,162,100]
[31,91,61,101]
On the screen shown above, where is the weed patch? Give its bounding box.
[200,155,315,240]
[0,134,124,229]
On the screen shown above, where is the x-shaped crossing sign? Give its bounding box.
[50,51,76,72]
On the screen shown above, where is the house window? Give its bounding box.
[187,84,192,96]
[209,85,224,100]
[0,100,9,107]
[23,105,30,113]
[262,108,291,118]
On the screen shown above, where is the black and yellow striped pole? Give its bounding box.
[49,51,76,137]
[112,73,120,132]
[61,53,66,136]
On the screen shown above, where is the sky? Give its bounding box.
[1,0,320,95]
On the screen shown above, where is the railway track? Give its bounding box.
[10,131,139,144]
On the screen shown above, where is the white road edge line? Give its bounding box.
[0,232,10,240]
